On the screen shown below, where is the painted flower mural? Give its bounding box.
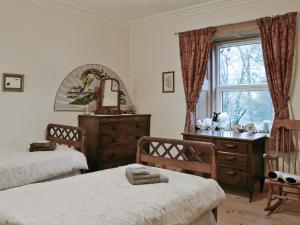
[54,64,132,111]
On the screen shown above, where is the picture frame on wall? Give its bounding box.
[2,73,24,92]
[162,71,175,93]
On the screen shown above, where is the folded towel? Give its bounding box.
[29,141,57,152]
[126,167,151,175]
[132,173,161,180]
[125,167,169,185]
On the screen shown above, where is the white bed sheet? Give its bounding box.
[0,145,88,190]
[189,211,216,225]
[0,164,225,225]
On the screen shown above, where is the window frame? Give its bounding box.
[212,37,271,117]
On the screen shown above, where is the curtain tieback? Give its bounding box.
[186,102,196,111]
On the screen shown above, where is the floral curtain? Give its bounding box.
[257,12,297,150]
[179,27,216,132]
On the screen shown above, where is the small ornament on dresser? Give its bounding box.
[262,120,272,133]
[212,112,221,131]
[127,104,137,114]
[195,119,206,131]
[195,118,212,130]
[88,101,97,114]
[245,122,256,135]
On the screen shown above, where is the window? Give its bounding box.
[196,37,274,128]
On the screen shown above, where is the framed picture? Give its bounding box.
[162,71,175,93]
[2,73,24,92]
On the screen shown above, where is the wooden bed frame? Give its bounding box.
[137,136,218,221]
[46,123,87,155]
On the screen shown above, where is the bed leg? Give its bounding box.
[212,208,217,222]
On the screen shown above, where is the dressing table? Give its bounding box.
[182,130,266,201]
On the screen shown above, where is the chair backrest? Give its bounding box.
[273,119,300,174]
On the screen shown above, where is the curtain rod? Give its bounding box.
[174,12,299,35]
[174,19,257,35]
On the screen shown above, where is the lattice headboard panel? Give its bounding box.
[137,136,217,179]
[46,123,86,154]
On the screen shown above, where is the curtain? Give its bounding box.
[257,12,297,150]
[179,27,216,132]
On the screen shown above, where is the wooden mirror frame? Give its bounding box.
[95,78,120,115]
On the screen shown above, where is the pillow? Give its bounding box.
[268,171,300,184]
[282,173,300,185]
[267,171,284,183]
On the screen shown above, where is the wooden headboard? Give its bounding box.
[137,136,217,180]
[46,123,87,155]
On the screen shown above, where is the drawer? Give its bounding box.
[218,166,247,186]
[101,135,139,148]
[218,151,247,170]
[127,120,149,134]
[100,146,136,168]
[184,136,214,144]
[102,146,136,161]
[100,119,149,136]
[100,121,125,135]
[216,140,248,154]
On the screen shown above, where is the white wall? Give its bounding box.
[129,0,300,139]
[0,0,129,146]
[1,0,300,148]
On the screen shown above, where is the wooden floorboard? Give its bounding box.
[218,189,300,225]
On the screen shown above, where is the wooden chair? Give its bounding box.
[264,119,300,215]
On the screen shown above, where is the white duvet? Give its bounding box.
[0,145,88,190]
[0,164,225,225]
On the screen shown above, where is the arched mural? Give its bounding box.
[54,64,132,111]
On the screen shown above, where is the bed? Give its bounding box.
[0,136,225,225]
[0,124,88,190]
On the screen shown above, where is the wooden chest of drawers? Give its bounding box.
[79,114,151,171]
[182,130,266,201]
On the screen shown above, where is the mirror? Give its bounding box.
[96,78,120,114]
[102,79,118,106]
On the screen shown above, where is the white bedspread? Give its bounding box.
[0,145,88,190]
[0,164,225,225]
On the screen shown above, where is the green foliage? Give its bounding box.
[70,92,97,105]
[232,107,246,125]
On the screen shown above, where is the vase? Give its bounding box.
[231,123,241,133]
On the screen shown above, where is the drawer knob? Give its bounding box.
[136,124,140,128]
[226,156,236,161]
[226,171,237,176]
[225,144,236,148]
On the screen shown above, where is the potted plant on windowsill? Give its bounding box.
[231,107,246,133]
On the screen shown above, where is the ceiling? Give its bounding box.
[50,0,216,22]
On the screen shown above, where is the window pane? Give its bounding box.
[222,91,273,124]
[219,42,266,85]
